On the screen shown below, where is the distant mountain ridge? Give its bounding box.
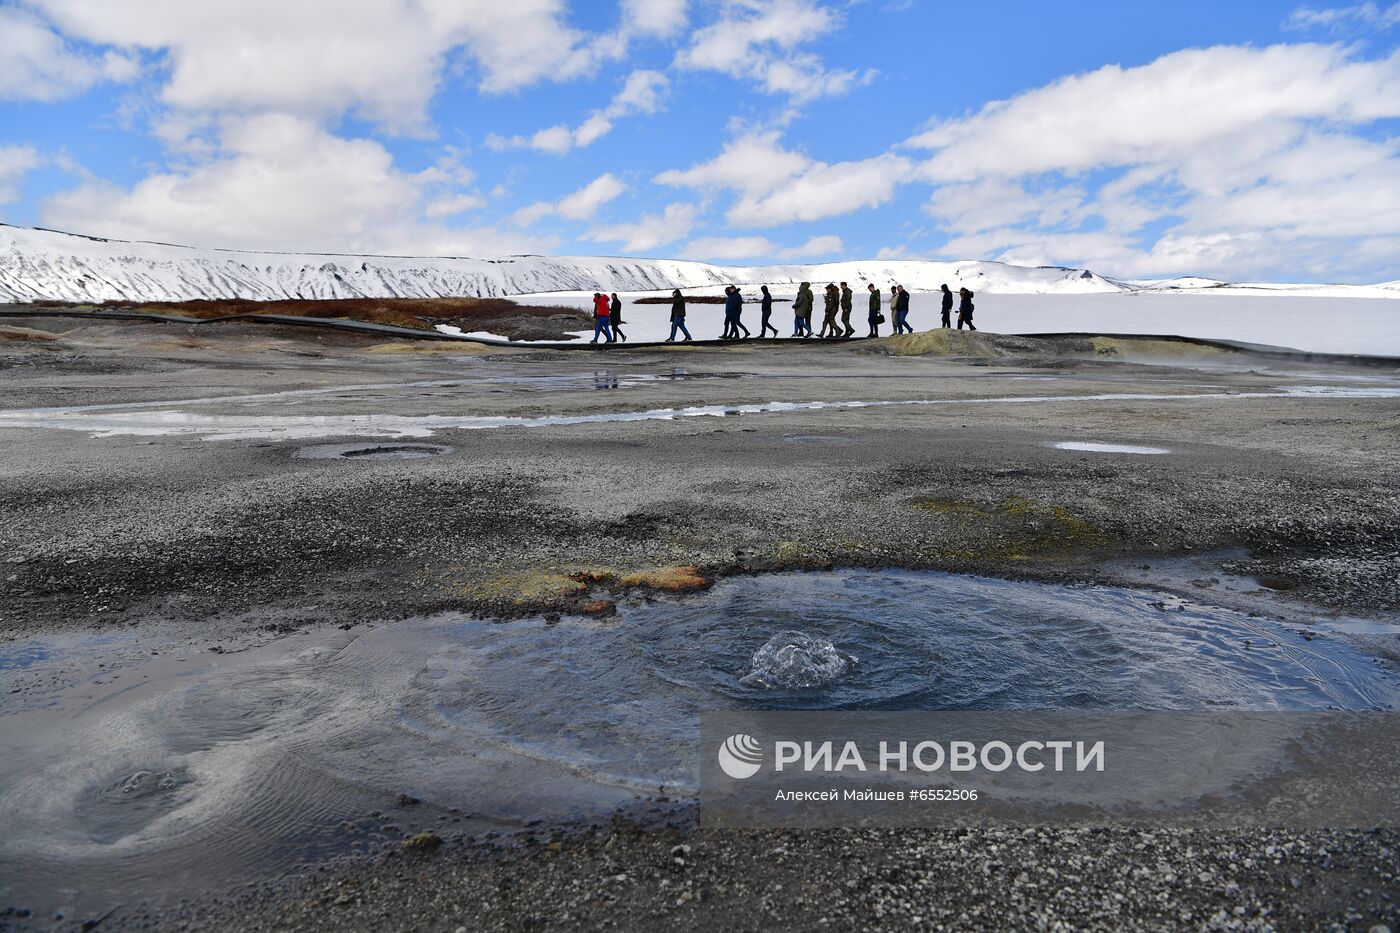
[1,224,1395,303]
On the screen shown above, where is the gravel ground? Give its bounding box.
[1,315,1399,931]
[155,822,1399,933]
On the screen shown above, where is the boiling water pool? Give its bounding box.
[1,570,1396,916]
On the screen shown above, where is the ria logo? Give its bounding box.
[717,733,763,779]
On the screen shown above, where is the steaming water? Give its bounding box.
[2,570,1396,918]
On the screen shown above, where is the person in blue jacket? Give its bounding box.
[721,286,750,339]
[758,285,778,338]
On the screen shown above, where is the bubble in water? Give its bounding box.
[107,768,189,801]
[739,631,856,690]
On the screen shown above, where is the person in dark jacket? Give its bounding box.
[867,283,882,337]
[758,285,778,338]
[957,288,976,330]
[895,286,912,333]
[839,282,854,337]
[609,293,626,342]
[666,289,692,341]
[591,292,613,343]
[792,282,814,336]
[940,284,954,328]
[722,286,750,339]
[818,284,840,337]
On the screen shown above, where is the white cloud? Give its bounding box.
[31,0,435,130]
[447,1,608,95]
[1285,2,1400,31]
[906,43,1400,279]
[423,193,487,219]
[779,234,842,258]
[26,0,638,132]
[674,0,867,102]
[729,153,912,226]
[40,114,536,255]
[655,130,809,194]
[926,178,1084,236]
[488,70,670,155]
[511,173,628,226]
[759,54,874,101]
[677,232,841,261]
[584,202,698,252]
[557,174,628,220]
[907,44,1400,181]
[622,0,689,37]
[680,235,780,259]
[0,6,137,102]
[510,201,557,228]
[658,131,913,226]
[0,145,43,208]
[610,68,669,114]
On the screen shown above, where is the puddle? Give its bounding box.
[2,569,1396,917]
[1309,618,1400,635]
[0,368,728,419]
[1053,441,1170,454]
[294,442,454,461]
[2,385,1397,443]
[1104,551,1400,636]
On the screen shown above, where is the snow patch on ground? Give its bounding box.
[1054,442,1171,455]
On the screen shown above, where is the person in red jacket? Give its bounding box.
[591,292,613,343]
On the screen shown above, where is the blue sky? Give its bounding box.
[1,0,1398,281]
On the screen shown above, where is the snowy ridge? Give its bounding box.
[0,224,1117,303]
[1,224,1396,303]
[1122,276,1400,298]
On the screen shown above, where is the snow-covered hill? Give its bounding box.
[1124,276,1400,298]
[1,224,1395,303]
[0,224,1122,303]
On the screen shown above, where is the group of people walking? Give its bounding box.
[788,282,911,339]
[598,283,979,344]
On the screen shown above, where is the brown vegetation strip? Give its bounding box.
[633,295,790,304]
[41,297,588,332]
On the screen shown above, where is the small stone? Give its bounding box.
[400,832,443,850]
